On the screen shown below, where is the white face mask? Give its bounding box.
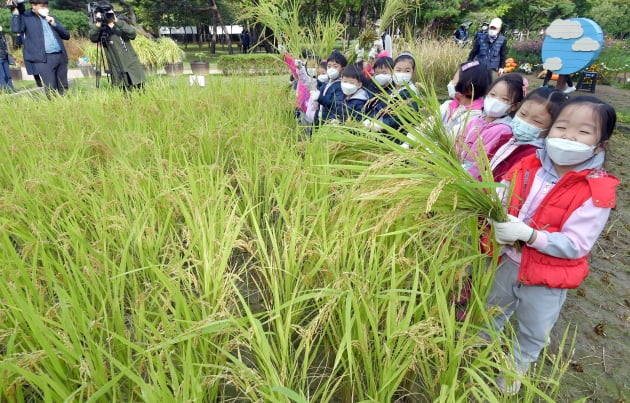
[317,74,329,83]
[483,97,511,118]
[341,82,359,95]
[447,81,457,99]
[373,73,392,87]
[393,72,412,86]
[488,29,498,37]
[546,138,596,166]
[510,116,544,142]
[327,67,340,80]
[38,7,50,18]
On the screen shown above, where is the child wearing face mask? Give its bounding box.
[362,55,395,121]
[490,87,567,181]
[440,60,492,141]
[299,61,329,126]
[339,64,371,121]
[316,51,347,124]
[484,96,619,395]
[458,73,527,180]
[364,52,419,133]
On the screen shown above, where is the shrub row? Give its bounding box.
[217,54,285,75]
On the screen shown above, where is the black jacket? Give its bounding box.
[11,11,70,63]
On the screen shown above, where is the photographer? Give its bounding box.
[88,1,145,90]
[8,0,70,94]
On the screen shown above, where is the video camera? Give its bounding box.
[86,1,115,24]
[6,0,25,13]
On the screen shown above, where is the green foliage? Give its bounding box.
[0,8,89,36]
[586,0,630,39]
[240,0,345,59]
[156,37,186,64]
[217,53,285,75]
[131,35,161,67]
[52,9,91,35]
[508,39,544,69]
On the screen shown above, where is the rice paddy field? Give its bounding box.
[0,74,625,402]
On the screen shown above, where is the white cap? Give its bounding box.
[489,18,502,30]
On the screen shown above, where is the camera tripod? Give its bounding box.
[94,25,129,89]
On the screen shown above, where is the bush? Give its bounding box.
[508,39,544,70]
[66,36,93,67]
[217,54,285,75]
[594,38,630,85]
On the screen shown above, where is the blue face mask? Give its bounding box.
[510,115,544,142]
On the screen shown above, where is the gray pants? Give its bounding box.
[486,257,567,372]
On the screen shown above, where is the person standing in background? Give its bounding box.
[372,19,393,57]
[468,17,508,79]
[0,25,16,92]
[9,0,70,94]
[88,1,145,90]
[241,30,250,53]
[473,22,489,43]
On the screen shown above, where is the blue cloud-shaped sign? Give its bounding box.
[541,18,603,75]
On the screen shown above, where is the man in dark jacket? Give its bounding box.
[88,1,145,90]
[10,0,70,94]
[468,17,507,78]
[0,26,15,91]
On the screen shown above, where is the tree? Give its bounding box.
[587,0,630,39]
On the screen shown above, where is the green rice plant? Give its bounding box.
[240,0,304,56]
[399,38,471,90]
[0,74,574,401]
[240,0,345,60]
[308,13,346,60]
[379,0,409,35]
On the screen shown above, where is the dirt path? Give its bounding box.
[545,82,630,402]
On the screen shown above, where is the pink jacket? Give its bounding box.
[440,97,485,142]
[459,115,513,180]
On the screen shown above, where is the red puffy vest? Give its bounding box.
[504,154,619,288]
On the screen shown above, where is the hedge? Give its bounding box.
[217,54,285,75]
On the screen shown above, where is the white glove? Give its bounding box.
[492,214,535,244]
[363,119,385,132]
[310,90,320,100]
[373,38,384,51]
[368,48,378,60]
[278,44,286,53]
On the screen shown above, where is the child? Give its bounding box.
[365,52,419,133]
[486,96,619,395]
[490,87,566,181]
[362,55,395,119]
[316,51,347,124]
[440,60,492,142]
[300,61,329,125]
[458,73,527,180]
[282,48,327,122]
[340,64,371,121]
[301,60,329,92]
